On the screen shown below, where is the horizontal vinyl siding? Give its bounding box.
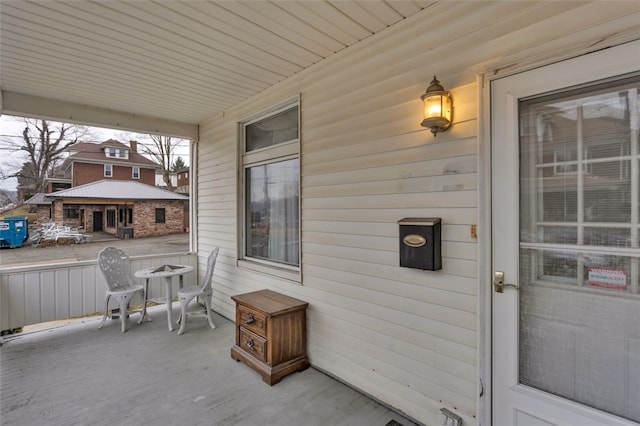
[197,3,640,424]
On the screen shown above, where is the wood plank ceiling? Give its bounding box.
[0,1,433,125]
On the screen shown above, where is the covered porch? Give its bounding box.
[0,304,417,426]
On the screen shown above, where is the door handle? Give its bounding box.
[494,271,519,293]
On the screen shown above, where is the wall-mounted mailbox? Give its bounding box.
[398,218,441,271]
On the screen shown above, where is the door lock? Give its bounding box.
[494,271,519,293]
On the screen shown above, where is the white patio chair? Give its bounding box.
[97,246,146,333]
[177,247,219,335]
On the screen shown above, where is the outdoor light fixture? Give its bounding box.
[420,76,452,136]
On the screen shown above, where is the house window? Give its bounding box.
[132,167,140,179]
[119,207,133,225]
[106,209,116,228]
[155,208,166,224]
[106,147,128,159]
[242,103,300,267]
[63,206,80,219]
[104,164,113,177]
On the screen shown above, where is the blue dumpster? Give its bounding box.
[0,216,28,248]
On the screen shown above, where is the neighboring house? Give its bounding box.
[61,139,157,187]
[24,193,53,225]
[45,177,72,193]
[45,180,188,238]
[155,170,177,189]
[175,167,189,195]
[25,140,188,238]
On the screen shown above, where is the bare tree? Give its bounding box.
[1,118,94,196]
[137,135,183,190]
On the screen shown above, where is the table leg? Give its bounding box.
[139,278,152,323]
[164,276,174,331]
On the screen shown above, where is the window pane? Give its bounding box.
[107,210,116,228]
[155,208,165,224]
[519,76,640,422]
[584,227,631,247]
[245,158,299,266]
[246,107,298,152]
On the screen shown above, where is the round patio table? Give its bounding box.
[135,264,193,331]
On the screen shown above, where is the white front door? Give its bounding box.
[492,41,640,426]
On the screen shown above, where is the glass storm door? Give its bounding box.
[492,41,640,426]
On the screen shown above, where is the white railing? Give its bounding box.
[0,252,197,332]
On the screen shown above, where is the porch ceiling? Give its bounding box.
[0,0,432,134]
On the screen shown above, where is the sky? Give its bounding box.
[0,114,191,192]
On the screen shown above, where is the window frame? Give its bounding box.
[239,97,301,281]
[63,206,80,219]
[132,166,140,179]
[155,207,166,224]
[106,209,116,228]
[104,164,113,177]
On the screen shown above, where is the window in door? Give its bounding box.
[518,74,640,422]
[241,103,300,268]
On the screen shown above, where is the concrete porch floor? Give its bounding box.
[1,304,420,426]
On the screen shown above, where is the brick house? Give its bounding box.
[25,140,188,238]
[62,139,158,187]
[175,167,189,195]
[46,180,188,238]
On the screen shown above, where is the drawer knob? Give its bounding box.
[246,339,255,350]
[245,313,255,324]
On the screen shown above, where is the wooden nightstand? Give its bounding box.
[230,289,309,385]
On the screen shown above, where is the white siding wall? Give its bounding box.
[196,2,640,424]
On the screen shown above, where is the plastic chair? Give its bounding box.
[177,247,219,335]
[97,246,146,332]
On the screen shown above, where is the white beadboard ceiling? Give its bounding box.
[0,0,433,129]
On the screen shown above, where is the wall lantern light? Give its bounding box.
[420,76,452,136]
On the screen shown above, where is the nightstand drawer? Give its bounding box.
[237,305,267,336]
[239,327,268,363]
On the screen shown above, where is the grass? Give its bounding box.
[0,204,37,223]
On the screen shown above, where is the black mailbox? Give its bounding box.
[398,218,441,271]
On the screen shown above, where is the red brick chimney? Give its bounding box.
[130,140,137,152]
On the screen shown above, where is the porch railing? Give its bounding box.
[0,252,197,332]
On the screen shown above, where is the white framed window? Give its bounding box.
[104,164,113,177]
[105,147,128,159]
[132,167,140,179]
[241,100,300,271]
